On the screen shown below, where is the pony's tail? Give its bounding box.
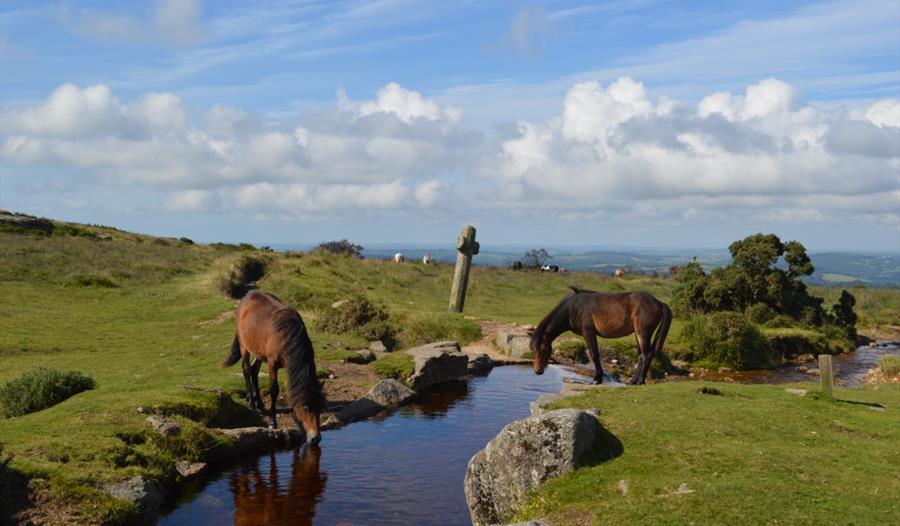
[651,302,672,355]
[220,334,242,368]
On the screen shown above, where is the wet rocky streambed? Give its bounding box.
[159,342,897,526]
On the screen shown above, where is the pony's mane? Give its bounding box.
[273,308,326,413]
[532,290,576,348]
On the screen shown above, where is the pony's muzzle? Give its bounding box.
[535,366,545,375]
[308,433,321,446]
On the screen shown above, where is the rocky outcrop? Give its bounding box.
[335,379,417,424]
[464,409,600,526]
[145,416,181,437]
[103,476,164,525]
[495,328,532,359]
[468,353,494,375]
[215,426,304,454]
[406,341,469,390]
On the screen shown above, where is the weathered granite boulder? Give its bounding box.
[175,460,207,479]
[465,409,600,526]
[145,416,181,437]
[468,353,494,375]
[406,341,468,390]
[495,328,532,359]
[103,476,164,525]
[216,426,304,454]
[335,379,417,424]
[367,378,416,407]
[369,340,388,353]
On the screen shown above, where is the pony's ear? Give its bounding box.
[568,285,581,294]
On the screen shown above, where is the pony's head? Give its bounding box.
[291,386,325,445]
[531,330,552,375]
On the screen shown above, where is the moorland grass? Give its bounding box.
[0,219,897,523]
[515,381,900,526]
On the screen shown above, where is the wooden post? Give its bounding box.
[818,354,833,396]
[448,225,479,313]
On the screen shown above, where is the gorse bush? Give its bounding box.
[315,239,363,258]
[681,312,771,370]
[0,367,96,417]
[317,295,395,345]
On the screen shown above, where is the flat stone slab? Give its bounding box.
[406,341,469,391]
[215,426,304,454]
[495,328,532,359]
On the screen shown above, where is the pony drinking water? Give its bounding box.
[531,287,672,385]
[221,291,325,444]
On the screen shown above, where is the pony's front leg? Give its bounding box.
[241,354,260,411]
[250,358,265,412]
[267,365,279,429]
[583,329,604,384]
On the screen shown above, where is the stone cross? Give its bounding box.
[449,225,479,313]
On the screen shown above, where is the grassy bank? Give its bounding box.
[517,382,899,525]
[1,216,898,523]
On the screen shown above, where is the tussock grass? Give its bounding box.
[370,353,415,380]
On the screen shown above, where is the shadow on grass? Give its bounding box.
[581,422,625,467]
[0,462,32,525]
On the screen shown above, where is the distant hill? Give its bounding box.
[272,243,898,288]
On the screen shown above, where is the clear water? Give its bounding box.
[159,365,572,526]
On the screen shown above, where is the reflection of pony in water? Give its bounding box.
[531,287,671,385]
[230,445,326,526]
[221,291,325,444]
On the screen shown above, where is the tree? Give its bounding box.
[832,290,858,339]
[315,239,363,258]
[672,233,838,327]
[522,248,551,270]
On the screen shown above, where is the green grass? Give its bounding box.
[516,382,900,526]
[370,353,415,380]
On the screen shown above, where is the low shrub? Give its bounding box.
[746,303,777,324]
[217,254,269,298]
[316,295,395,345]
[681,312,772,370]
[66,274,119,288]
[0,368,96,417]
[370,353,415,380]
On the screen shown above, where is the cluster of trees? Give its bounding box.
[673,234,857,338]
[316,239,363,258]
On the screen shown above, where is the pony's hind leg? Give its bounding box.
[266,364,279,429]
[629,328,654,385]
[583,328,604,384]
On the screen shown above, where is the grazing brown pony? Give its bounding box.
[531,287,672,385]
[221,291,325,444]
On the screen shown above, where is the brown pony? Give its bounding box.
[531,287,672,385]
[221,291,325,444]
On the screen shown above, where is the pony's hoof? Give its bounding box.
[591,377,604,385]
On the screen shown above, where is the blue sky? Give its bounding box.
[1,0,898,250]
